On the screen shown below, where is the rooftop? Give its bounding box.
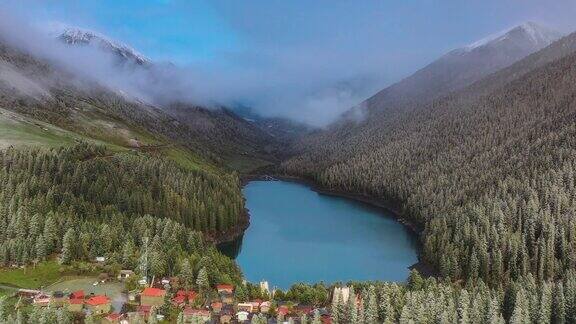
[86,295,110,306]
[142,287,166,297]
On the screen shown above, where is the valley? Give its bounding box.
[0,8,576,324]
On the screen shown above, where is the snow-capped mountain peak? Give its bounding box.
[58,27,151,65]
[462,22,562,52]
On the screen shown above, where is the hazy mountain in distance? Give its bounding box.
[353,22,562,118]
[230,105,314,141]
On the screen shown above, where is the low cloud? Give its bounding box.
[1,1,576,127]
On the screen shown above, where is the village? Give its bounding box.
[7,268,343,324]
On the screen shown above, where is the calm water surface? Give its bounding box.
[220,180,418,289]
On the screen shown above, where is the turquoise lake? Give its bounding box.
[219,180,419,289]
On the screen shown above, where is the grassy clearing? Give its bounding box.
[225,155,273,174]
[0,109,79,148]
[165,146,221,174]
[0,108,127,152]
[0,261,64,289]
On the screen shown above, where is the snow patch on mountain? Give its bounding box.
[463,22,561,52]
[57,27,150,65]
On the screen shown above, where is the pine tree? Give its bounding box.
[365,286,378,323]
[196,266,209,291]
[457,289,470,324]
[510,289,529,324]
[538,283,552,324]
[379,290,394,323]
[180,259,195,290]
[122,238,136,268]
[35,234,46,262]
[331,292,341,324]
[565,273,576,324]
[407,270,424,291]
[399,304,412,324]
[43,216,57,253]
[59,228,75,265]
[347,287,358,324]
[553,282,566,324]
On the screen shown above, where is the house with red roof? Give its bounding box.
[211,301,223,313]
[216,284,234,294]
[277,305,290,321]
[86,295,111,315]
[141,287,166,307]
[171,294,187,307]
[69,290,84,300]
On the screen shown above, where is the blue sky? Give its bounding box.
[18,0,574,65]
[3,0,576,125]
[20,0,241,64]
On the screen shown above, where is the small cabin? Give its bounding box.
[237,302,254,313]
[86,295,111,315]
[118,270,135,280]
[183,307,211,322]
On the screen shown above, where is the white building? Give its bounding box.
[259,281,270,294]
[332,286,351,304]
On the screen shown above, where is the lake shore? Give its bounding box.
[240,172,438,278]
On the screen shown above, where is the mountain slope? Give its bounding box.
[285,30,576,283]
[54,27,288,171]
[349,22,561,119]
[290,22,564,170]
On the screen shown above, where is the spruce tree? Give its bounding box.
[180,259,195,290]
[538,283,552,324]
[60,228,75,265]
[331,292,341,324]
[510,289,529,324]
[365,286,378,323]
[553,282,566,324]
[196,266,209,291]
[347,287,358,324]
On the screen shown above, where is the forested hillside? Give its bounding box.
[328,271,576,323]
[0,143,243,281]
[285,32,576,286]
